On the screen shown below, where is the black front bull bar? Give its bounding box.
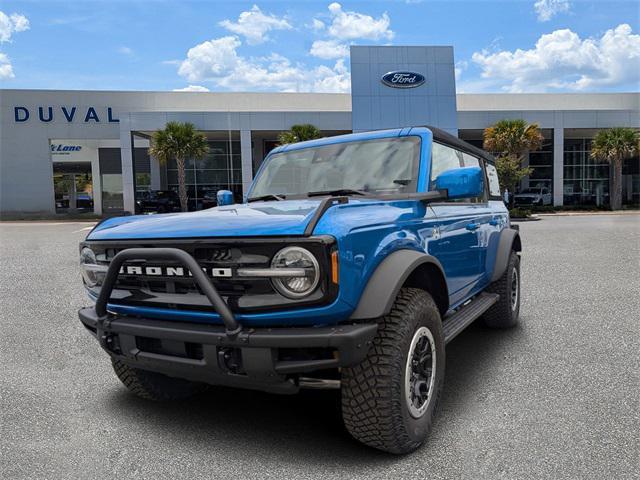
[81,247,378,387]
[94,247,242,337]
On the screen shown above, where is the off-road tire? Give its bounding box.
[341,288,445,454]
[111,359,207,401]
[482,250,521,328]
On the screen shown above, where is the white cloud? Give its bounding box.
[311,58,350,93]
[178,36,242,82]
[307,3,393,59]
[118,46,133,56]
[219,5,291,45]
[173,85,210,92]
[471,24,640,92]
[310,39,349,60]
[0,11,30,43]
[534,0,570,22]
[0,52,14,79]
[310,18,325,31]
[324,2,393,41]
[177,36,350,93]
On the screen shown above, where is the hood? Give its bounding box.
[88,200,323,240]
[514,193,540,198]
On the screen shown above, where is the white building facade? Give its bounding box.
[1,46,638,216]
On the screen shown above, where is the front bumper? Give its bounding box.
[79,307,377,394]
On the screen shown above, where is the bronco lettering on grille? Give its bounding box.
[119,265,232,278]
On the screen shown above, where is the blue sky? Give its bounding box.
[1,0,638,93]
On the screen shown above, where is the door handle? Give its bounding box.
[466,222,480,231]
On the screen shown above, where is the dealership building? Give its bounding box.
[1,45,638,216]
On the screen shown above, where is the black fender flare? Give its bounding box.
[490,228,522,282]
[350,250,448,320]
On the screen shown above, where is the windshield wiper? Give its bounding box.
[247,194,285,202]
[307,189,368,197]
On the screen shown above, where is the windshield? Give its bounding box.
[520,188,541,194]
[249,137,421,198]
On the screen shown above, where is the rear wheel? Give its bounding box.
[341,288,445,454]
[482,250,521,328]
[111,359,207,401]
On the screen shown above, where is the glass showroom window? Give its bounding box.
[166,140,242,210]
[528,136,553,191]
[563,138,610,206]
[134,148,151,193]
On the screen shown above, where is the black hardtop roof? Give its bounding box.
[425,126,496,164]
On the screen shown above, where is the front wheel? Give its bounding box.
[341,288,445,454]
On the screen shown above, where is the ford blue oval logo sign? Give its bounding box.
[381,71,426,88]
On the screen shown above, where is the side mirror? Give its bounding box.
[216,189,234,206]
[435,166,483,200]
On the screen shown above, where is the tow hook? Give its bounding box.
[98,333,120,354]
[97,318,121,354]
[218,347,243,374]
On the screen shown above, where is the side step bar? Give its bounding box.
[442,292,499,344]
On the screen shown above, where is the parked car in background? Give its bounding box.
[514,187,552,206]
[136,190,181,214]
[55,193,93,211]
[198,189,219,210]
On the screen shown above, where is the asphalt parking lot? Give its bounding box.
[1,214,638,479]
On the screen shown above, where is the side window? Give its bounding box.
[461,152,479,168]
[430,142,462,185]
[485,163,501,198]
[463,152,487,202]
[430,143,485,202]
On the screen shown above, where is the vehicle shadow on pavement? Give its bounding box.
[103,318,524,467]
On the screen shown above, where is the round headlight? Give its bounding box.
[271,246,320,298]
[80,247,99,287]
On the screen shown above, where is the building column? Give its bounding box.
[553,126,564,206]
[91,149,102,216]
[120,118,136,214]
[240,130,253,198]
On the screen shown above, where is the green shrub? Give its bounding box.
[509,207,532,218]
[530,205,556,213]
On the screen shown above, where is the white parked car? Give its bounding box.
[514,187,552,206]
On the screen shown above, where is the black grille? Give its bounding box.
[84,238,338,314]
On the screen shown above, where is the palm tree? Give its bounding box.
[148,122,209,212]
[483,119,544,207]
[483,119,544,158]
[590,127,639,210]
[278,124,322,145]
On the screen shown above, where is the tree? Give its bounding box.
[483,119,544,158]
[483,119,544,207]
[495,155,533,202]
[590,128,639,210]
[278,124,322,145]
[148,122,209,212]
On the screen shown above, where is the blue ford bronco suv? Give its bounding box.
[78,126,521,454]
